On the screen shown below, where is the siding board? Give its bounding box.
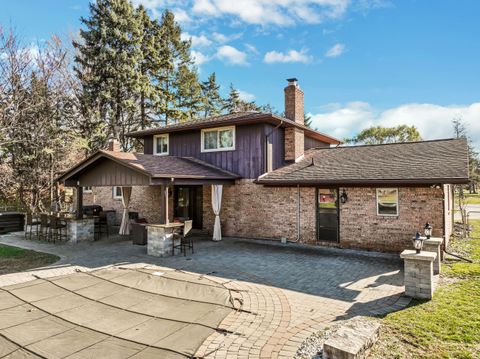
[144,124,267,179]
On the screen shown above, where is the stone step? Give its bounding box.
[323,318,380,359]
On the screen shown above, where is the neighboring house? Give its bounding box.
[59,79,469,252]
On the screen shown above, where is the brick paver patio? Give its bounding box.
[0,232,409,358]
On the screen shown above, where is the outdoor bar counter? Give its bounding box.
[146,222,183,257]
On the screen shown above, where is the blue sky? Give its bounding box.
[2,0,479,147]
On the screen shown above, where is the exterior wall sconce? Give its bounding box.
[412,232,424,253]
[340,189,348,204]
[424,222,432,239]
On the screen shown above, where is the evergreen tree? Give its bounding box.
[225,83,242,113]
[201,72,224,118]
[176,64,203,122]
[157,9,192,125]
[73,0,143,149]
[304,112,312,128]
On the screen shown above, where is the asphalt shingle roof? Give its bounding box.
[257,138,470,185]
[101,150,240,179]
[126,111,342,145]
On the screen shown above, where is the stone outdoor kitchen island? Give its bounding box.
[58,78,469,253]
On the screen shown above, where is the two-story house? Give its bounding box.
[59,79,469,252]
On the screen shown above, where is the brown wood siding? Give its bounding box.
[144,136,153,154]
[304,135,330,150]
[77,158,150,186]
[265,124,285,171]
[143,124,266,179]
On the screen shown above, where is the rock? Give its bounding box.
[323,318,380,359]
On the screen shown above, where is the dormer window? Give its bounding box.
[153,134,169,155]
[201,126,235,152]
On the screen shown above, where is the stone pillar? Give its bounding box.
[147,225,174,257]
[423,237,443,275]
[400,250,437,299]
[67,218,95,244]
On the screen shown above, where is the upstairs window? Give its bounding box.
[153,134,169,155]
[376,188,399,216]
[201,126,235,152]
[83,186,92,193]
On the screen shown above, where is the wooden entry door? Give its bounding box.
[316,188,339,242]
[174,186,203,229]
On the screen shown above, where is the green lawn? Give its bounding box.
[370,220,480,359]
[0,244,59,275]
[456,193,480,205]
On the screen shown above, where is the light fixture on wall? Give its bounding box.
[340,189,348,204]
[412,232,424,253]
[424,222,433,239]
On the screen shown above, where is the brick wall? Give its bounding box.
[83,186,169,224]
[203,181,447,252]
[284,127,305,162]
[339,187,445,252]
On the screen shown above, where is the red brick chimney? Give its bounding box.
[107,138,121,152]
[284,78,304,162]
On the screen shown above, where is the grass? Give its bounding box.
[0,244,59,275]
[370,220,480,359]
[456,193,480,205]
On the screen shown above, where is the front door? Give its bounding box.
[174,186,203,229]
[316,188,339,242]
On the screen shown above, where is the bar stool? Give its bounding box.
[24,213,40,240]
[50,216,67,243]
[39,214,50,241]
[94,211,109,240]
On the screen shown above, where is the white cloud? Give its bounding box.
[181,32,212,47]
[325,43,345,57]
[264,49,312,64]
[238,90,255,102]
[191,50,210,65]
[309,102,480,149]
[191,0,349,26]
[216,45,248,65]
[173,8,192,23]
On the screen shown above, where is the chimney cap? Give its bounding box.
[286,78,298,84]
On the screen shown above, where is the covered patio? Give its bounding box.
[57,150,240,252]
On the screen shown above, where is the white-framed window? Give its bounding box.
[153,134,169,155]
[376,188,399,216]
[83,186,93,193]
[201,126,235,152]
[113,186,122,200]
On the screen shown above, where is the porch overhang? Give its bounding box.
[58,150,240,187]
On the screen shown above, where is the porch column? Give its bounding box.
[75,186,83,220]
[164,185,169,224]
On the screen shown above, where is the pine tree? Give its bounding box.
[157,9,193,125]
[201,72,224,118]
[73,0,143,149]
[176,65,203,122]
[225,83,242,113]
[304,112,312,128]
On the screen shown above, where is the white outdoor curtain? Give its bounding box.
[211,184,223,241]
[119,186,132,235]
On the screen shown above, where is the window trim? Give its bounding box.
[153,134,169,156]
[201,126,236,153]
[113,186,122,200]
[83,186,93,193]
[376,188,399,217]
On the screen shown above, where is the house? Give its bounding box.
[58,79,469,252]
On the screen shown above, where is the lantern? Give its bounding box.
[424,222,433,239]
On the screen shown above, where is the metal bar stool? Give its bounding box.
[49,215,67,243]
[94,212,109,240]
[172,220,193,256]
[25,213,40,240]
[39,214,50,241]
